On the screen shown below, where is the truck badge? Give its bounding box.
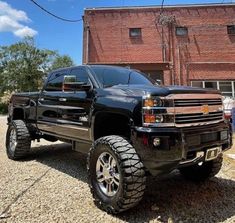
[201,105,209,115]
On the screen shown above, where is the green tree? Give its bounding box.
[0,37,75,94]
[0,37,56,93]
[50,55,74,71]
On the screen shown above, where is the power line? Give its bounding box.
[160,0,165,14]
[29,0,83,22]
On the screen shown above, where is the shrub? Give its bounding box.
[0,102,8,114]
[0,93,10,114]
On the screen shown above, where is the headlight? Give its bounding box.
[142,96,174,126]
[144,114,164,123]
[143,98,163,107]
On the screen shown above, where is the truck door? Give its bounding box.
[55,67,93,141]
[37,71,65,133]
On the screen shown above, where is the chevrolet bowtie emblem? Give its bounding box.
[201,105,209,115]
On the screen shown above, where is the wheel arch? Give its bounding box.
[92,111,133,141]
[12,107,25,120]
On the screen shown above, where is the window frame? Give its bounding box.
[227,25,235,35]
[191,80,235,98]
[175,26,188,36]
[129,28,142,38]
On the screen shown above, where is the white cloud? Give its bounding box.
[14,26,37,38]
[0,1,37,38]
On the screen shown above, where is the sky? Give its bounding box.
[0,0,234,64]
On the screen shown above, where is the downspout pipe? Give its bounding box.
[82,16,90,64]
[86,22,90,64]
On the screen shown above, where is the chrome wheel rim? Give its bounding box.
[9,129,17,152]
[96,152,120,197]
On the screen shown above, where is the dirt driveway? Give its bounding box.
[0,116,235,223]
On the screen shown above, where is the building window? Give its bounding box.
[191,81,235,98]
[129,28,142,38]
[175,27,188,36]
[205,81,217,90]
[219,82,232,96]
[192,81,203,88]
[227,25,235,35]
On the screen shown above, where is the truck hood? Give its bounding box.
[105,84,220,97]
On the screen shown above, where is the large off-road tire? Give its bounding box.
[6,120,31,160]
[87,135,146,214]
[179,154,223,182]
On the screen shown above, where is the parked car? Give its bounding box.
[6,65,232,214]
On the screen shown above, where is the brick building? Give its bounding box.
[83,3,235,97]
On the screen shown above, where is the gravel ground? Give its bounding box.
[0,115,235,223]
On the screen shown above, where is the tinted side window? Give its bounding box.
[45,72,65,91]
[92,67,129,87]
[129,72,154,85]
[70,68,89,84]
[92,67,154,87]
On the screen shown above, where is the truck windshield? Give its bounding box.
[90,66,155,88]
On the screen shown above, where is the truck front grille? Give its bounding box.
[174,98,222,107]
[175,111,223,124]
[167,94,224,126]
[142,94,224,127]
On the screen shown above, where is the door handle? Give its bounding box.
[59,98,67,102]
[39,98,44,101]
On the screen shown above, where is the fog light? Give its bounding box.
[155,115,163,123]
[153,137,161,147]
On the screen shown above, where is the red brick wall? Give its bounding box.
[188,63,235,81]
[84,9,164,63]
[83,5,235,85]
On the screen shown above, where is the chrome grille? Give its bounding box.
[175,111,223,124]
[174,98,222,107]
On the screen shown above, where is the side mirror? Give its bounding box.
[155,79,162,85]
[63,75,91,92]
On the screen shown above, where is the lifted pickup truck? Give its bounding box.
[6,65,232,214]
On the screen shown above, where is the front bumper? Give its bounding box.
[131,121,232,176]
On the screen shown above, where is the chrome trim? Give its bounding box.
[40,130,92,143]
[142,94,224,127]
[9,129,17,153]
[165,94,222,100]
[143,119,224,128]
[175,119,224,127]
[167,105,223,114]
[96,152,120,197]
[59,98,67,102]
[179,151,204,165]
[143,123,175,127]
[37,120,89,131]
[142,106,169,110]
[205,147,222,161]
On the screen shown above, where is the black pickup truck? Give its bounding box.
[6,65,232,214]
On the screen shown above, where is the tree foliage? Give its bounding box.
[50,55,74,71]
[0,37,75,93]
